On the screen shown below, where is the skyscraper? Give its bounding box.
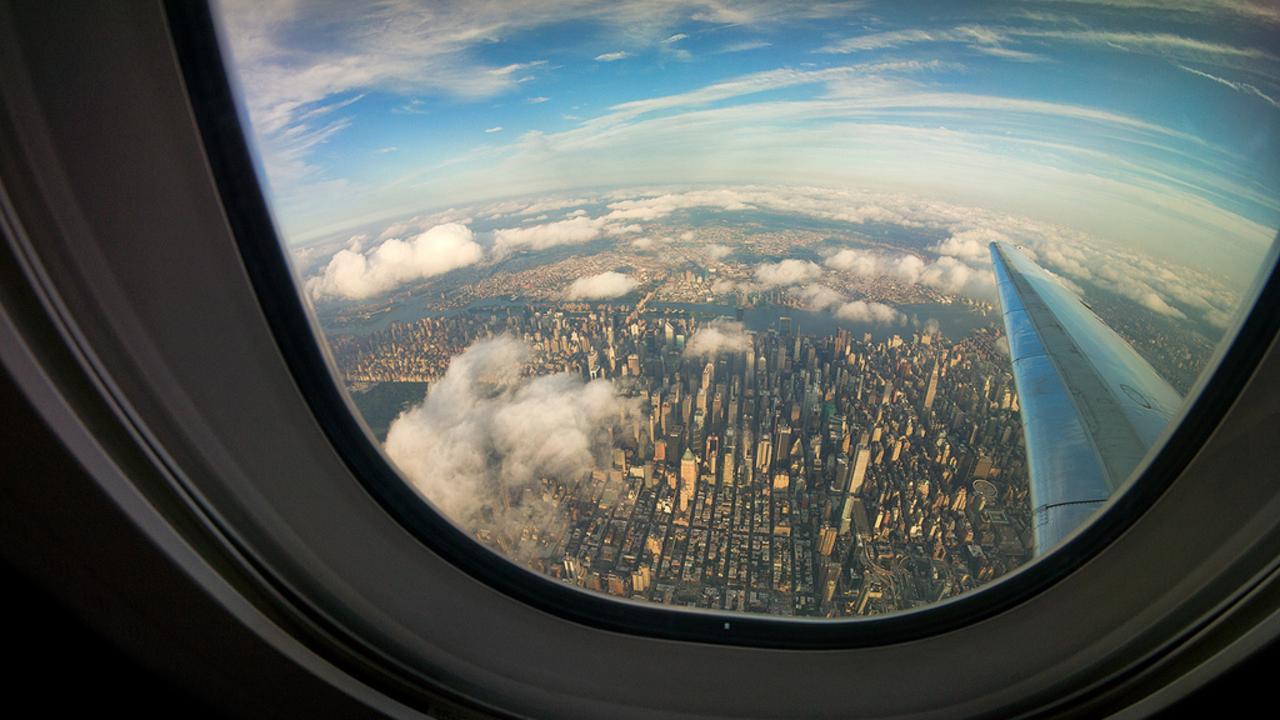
[849,442,871,495]
[924,361,939,411]
[679,448,698,512]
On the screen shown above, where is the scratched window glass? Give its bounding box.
[214,0,1278,617]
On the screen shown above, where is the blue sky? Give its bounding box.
[216,0,1279,279]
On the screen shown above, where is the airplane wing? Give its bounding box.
[989,242,1182,555]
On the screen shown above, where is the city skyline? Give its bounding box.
[338,296,1031,616]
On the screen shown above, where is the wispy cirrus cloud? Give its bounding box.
[1176,64,1280,108]
[818,22,1278,72]
[715,39,773,54]
[218,0,824,196]
[1040,0,1280,25]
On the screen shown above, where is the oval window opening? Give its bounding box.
[209,0,1279,619]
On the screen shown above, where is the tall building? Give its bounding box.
[924,361,939,411]
[679,448,698,512]
[818,525,838,556]
[831,453,850,492]
[704,434,719,478]
[756,437,772,473]
[849,442,871,495]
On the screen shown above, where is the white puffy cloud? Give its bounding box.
[704,243,732,261]
[306,222,482,300]
[935,228,1005,260]
[1026,232,1235,326]
[834,300,907,324]
[917,256,997,299]
[829,248,996,300]
[385,336,636,551]
[565,271,640,299]
[795,284,844,310]
[684,319,752,357]
[824,248,883,275]
[493,215,608,254]
[754,259,822,288]
[795,284,904,324]
[711,278,745,295]
[891,254,928,282]
[604,188,751,221]
[1137,290,1189,319]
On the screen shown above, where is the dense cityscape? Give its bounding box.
[331,282,1032,617]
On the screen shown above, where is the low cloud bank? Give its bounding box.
[754,259,822,288]
[565,271,639,299]
[385,336,636,556]
[797,284,905,324]
[307,223,482,300]
[824,246,996,300]
[835,299,906,324]
[684,319,752,357]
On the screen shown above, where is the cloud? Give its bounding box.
[526,96,551,104]
[1045,0,1280,25]
[816,25,1037,61]
[825,248,884,275]
[817,23,1276,67]
[915,255,997,299]
[1176,64,1280,109]
[1023,230,1238,326]
[565,271,640,299]
[604,188,753,220]
[711,278,745,295]
[1136,290,1189,319]
[684,319,752,357]
[833,300,906,324]
[795,283,844,310]
[1010,28,1276,63]
[393,98,429,115]
[935,228,1006,260]
[484,126,504,133]
[973,46,1046,62]
[754,259,823,287]
[595,51,629,62]
[704,243,732,261]
[493,215,609,254]
[307,222,483,300]
[664,33,688,44]
[385,336,636,554]
[716,40,772,54]
[818,28,990,54]
[795,284,905,324]
[826,243,995,299]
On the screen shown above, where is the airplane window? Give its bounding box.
[207,0,1279,620]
